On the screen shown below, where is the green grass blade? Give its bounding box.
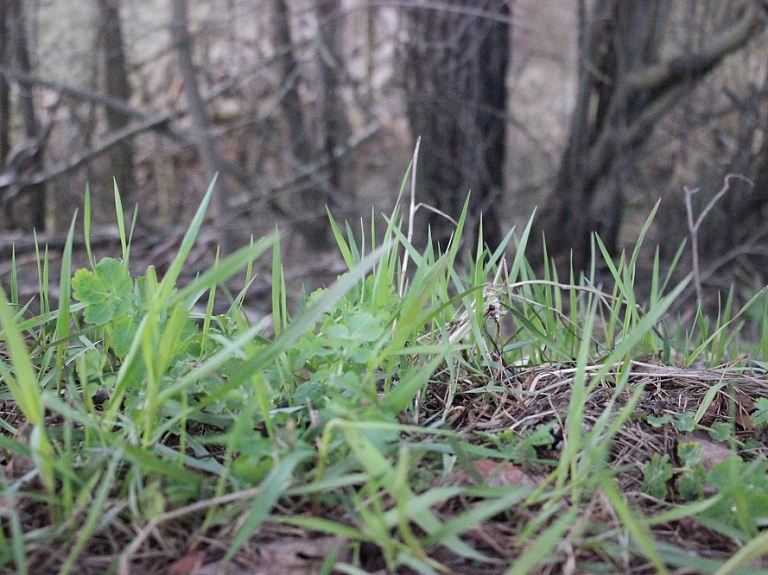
[59,450,122,575]
[0,288,53,490]
[55,214,78,393]
[10,248,18,305]
[504,506,579,575]
[601,475,669,574]
[714,529,768,575]
[113,178,128,262]
[83,183,95,268]
[171,235,274,307]
[223,449,313,563]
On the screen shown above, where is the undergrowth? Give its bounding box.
[1,173,768,574]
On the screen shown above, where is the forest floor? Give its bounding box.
[1,185,768,574]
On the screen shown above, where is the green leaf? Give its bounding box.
[109,315,140,359]
[752,397,768,427]
[72,258,134,326]
[515,423,557,460]
[709,422,732,442]
[704,456,768,537]
[647,414,672,428]
[677,467,706,500]
[677,442,702,467]
[643,454,673,500]
[673,412,696,433]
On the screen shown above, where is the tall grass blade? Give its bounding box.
[601,476,669,574]
[223,449,312,563]
[504,506,579,575]
[59,450,122,575]
[0,287,53,490]
[55,214,78,393]
[83,183,95,268]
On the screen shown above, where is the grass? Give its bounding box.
[1,175,768,574]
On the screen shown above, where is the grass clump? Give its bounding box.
[1,176,768,574]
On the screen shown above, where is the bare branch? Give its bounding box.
[0,64,196,147]
[0,64,267,211]
[626,2,768,92]
[0,225,134,259]
[21,115,175,186]
[684,174,753,303]
[370,0,519,26]
[585,84,689,182]
[225,121,381,223]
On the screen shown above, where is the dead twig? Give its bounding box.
[400,136,421,298]
[684,173,752,303]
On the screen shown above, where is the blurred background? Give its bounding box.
[1,0,768,312]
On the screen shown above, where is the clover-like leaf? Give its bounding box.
[752,397,768,427]
[672,412,696,433]
[677,466,706,500]
[72,258,135,326]
[646,413,671,428]
[109,315,139,359]
[677,442,702,467]
[704,456,768,537]
[708,422,732,442]
[642,453,673,500]
[292,380,328,406]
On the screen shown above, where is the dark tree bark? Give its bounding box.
[270,0,333,249]
[401,0,511,252]
[170,0,231,251]
[96,0,137,214]
[689,70,768,285]
[315,0,354,203]
[0,2,9,167]
[533,0,767,273]
[2,0,45,232]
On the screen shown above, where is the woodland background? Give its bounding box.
[1,0,768,310]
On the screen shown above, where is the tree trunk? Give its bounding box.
[169,0,231,251]
[3,0,45,232]
[270,0,332,250]
[401,0,510,253]
[533,0,766,273]
[96,0,137,215]
[315,0,354,204]
[0,2,9,168]
[692,72,768,280]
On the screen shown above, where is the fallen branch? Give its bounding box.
[0,226,129,259]
[0,65,194,147]
[227,120,381,218]
[19,115,178,186]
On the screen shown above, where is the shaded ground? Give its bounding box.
[1,207,767,573]
[3,344,768,573]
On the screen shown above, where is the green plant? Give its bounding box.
[1,171,768,574]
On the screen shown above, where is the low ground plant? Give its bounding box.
[1,173,768,574]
